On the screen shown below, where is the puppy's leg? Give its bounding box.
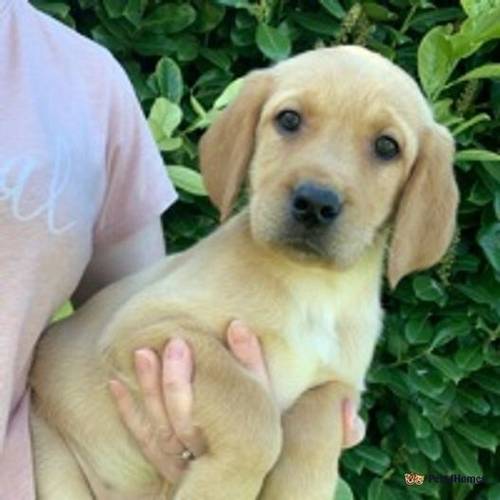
[258,382,356,500]
[30,410,93,500]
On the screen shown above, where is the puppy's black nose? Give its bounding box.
[291,183,342,227]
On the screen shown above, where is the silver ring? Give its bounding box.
[180,449,195,461]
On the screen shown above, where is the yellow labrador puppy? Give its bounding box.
[30,46,458,500]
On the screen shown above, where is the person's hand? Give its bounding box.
[109,321,365,483]
[109,338,203,482]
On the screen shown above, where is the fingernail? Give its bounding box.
[167,339,186,360]
[229,320,251,345]
[135,349,152,372]
[344,399,355,427]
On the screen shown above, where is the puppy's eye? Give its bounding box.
[374,135,400,160]
[275,110,301,133]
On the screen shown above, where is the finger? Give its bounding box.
[109,379,187,482]
[227,320,270,390]
[342,398,366,449]
[162,339,204,456]
[134,349,175,442]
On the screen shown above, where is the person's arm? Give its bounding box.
[72,217,165,308]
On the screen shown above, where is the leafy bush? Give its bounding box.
[39,0,500,498]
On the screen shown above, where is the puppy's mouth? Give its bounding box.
[275,225,334,261]
[281,236,328,258]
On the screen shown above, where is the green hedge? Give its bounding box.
[38,0,500,498]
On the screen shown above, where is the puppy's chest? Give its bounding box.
[265,295,342,411]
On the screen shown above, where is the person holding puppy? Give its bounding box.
[0,0,364,498]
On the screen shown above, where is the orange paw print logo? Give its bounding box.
[404,473,425,485]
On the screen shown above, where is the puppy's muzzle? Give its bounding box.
[291,182,343,228]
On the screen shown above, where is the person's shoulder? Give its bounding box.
[27,3,119,76]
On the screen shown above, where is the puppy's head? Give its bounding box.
[199,46,458,287]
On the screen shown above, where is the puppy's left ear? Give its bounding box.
[199,71,273,221]
[387,124,459,289]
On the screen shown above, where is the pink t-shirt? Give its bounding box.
[0,0,177,497]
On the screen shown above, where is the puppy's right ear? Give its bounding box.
[199,71,272,221]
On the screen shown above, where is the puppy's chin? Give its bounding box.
[251,222,369,270]
[275,237,367,269]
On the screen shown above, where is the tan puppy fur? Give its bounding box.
[29,46,458,500]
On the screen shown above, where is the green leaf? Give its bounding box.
[386,329,409,358]
[487,484,500,500]
[461,0,500,18]
[129,31,176,57]
[406,451,428,474]
[213,78,244,110]
[363,3,398,22]
[216,0,253,9]
[481,162,500,182]
[102,0,126,18]
[192,0,225,33]
[255,24,291,61]
[454,344,484,371]
[334,478,354,500]
[443,433,482,476]
[405,316,433,344]
[341,451,365,475]
[319,0,345,20]
[290,12,340,36]
[369,366,411,398]
[51,301,74,323]
[426,354,463,383]
[148,97,183,151]
[468,181,493,206]
[417,432,442,460]
[32,0,72,20]
[451,6,500,59]
[473,371,500,396]
[123,0,144,25]
[408,407,432,438]
[167,166,207,196]
[451,113,491,137]
[200,47,232,71]
[457,389,491,415]
[143,3,197,33]
[367,478,397,500]
[455,149,500,163]
[410,8,463,32]
[408,364,447,397]
[354,445,391,475]
[412,276,446,304]
[454,422,498,452]
[485,343,500,366]
[450,63,500,86]
[155,57,183,103]
[455,283,499,307]
[431,318,471,349]
[477,223,500,271]
[433,98,463,127]
[175,34,200,62]
[148,98,182,137]
[495,191,500,219]
[418,26,455,99]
